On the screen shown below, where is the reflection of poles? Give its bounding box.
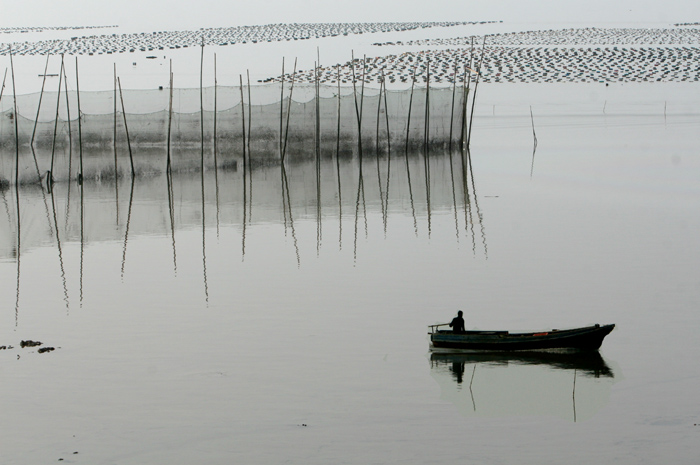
[200,156,209,303]
[466,149,487,257]
[423,61,432,237]
[166,168,177,275]
[529,105,538,178]
[469,364,477,412]
[79,174,85,306]
[573,369,578,423]
[335,65,343,249]
[50,188,70,310]
[280,165,300,266]
[12,187,21,326]
[120,177,135,279]
[31,54,51,146]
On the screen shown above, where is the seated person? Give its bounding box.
[449,310,465,333]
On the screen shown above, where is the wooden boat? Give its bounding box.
[428,323,615,352]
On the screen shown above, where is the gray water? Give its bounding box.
[1,111,699,464]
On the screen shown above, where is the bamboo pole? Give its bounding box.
[239,74,247,172]
[117,77,135,178]
[113,64,118,180]
[9,47,20,187]
[49,58,64,186]
[281,58,297,162]
[467,38,486,150]
[200,37,205,172]
[0,68,7,105]
[279,58,285,158]
[448,61,458,152]
[75,57,83,184]
[405,67,416,156]
[213,53,218,166]
[31,54,51,146]
[247,69,252,156]
[62,56,73,180]
[166,59,173,172]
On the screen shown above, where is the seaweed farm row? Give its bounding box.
[0,21,491,56]
[270,45,700,84]
[373,27,700,47]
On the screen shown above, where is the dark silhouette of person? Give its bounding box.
[449,310,465,333]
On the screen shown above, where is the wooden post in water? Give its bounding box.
[448,61,458,152]
[213,53,218,167]
[61,57,73,179]
[75,57,83,184]
[239,74,247,172]
[9,46,20,187]
[247,70,252,157]
[117,77,135,178]
[31,54,51,147]
[279,58,285,159]
[113,64,118,180]
[49,58,64,186]
[166,60,173,173]
[405,67,416,156]
[199,37,205,173]
[467,38,486,150]
[281,58,297,162]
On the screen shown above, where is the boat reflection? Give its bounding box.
[429,351,618,422]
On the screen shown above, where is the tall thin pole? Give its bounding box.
[200,37,205,173]
[117,77,135,178]
[279,58,285,158]
[9,46,20,187]
[239,74,247,172]
[213,53,218,167]
[167,60,173,172]
[49,58,64,185]
[31,54,51,146]
[113,64,118,180]
[247,69,252,156]
[75,57,84,183]
[281,58,297,162]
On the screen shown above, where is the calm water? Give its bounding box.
[1,112,699,464]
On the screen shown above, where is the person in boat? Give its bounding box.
[449,310,465,333]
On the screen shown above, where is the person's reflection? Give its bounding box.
[450,361,465,383]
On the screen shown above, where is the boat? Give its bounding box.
[428,323,615,352]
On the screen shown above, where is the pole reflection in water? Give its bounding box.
[430,351,617,422]
[1,148,487,309]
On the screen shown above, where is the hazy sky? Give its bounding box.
[2,0,698,30]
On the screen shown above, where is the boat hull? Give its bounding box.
[429,324,615,352]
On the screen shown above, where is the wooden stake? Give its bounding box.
[213,53,218,166]
[239,74,247,172]
[279,58,285,158]
[281,58,297,162]
[113,64,118,180]
[75,57,83,183]
[31,54,51,146]
[166,60,173,172]
[9,47,20,187]
[49,58,64,185]
[117,77,135,178]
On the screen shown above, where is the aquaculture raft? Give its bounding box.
[428,323,615,352]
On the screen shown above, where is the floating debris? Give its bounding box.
[20,340,42,348]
